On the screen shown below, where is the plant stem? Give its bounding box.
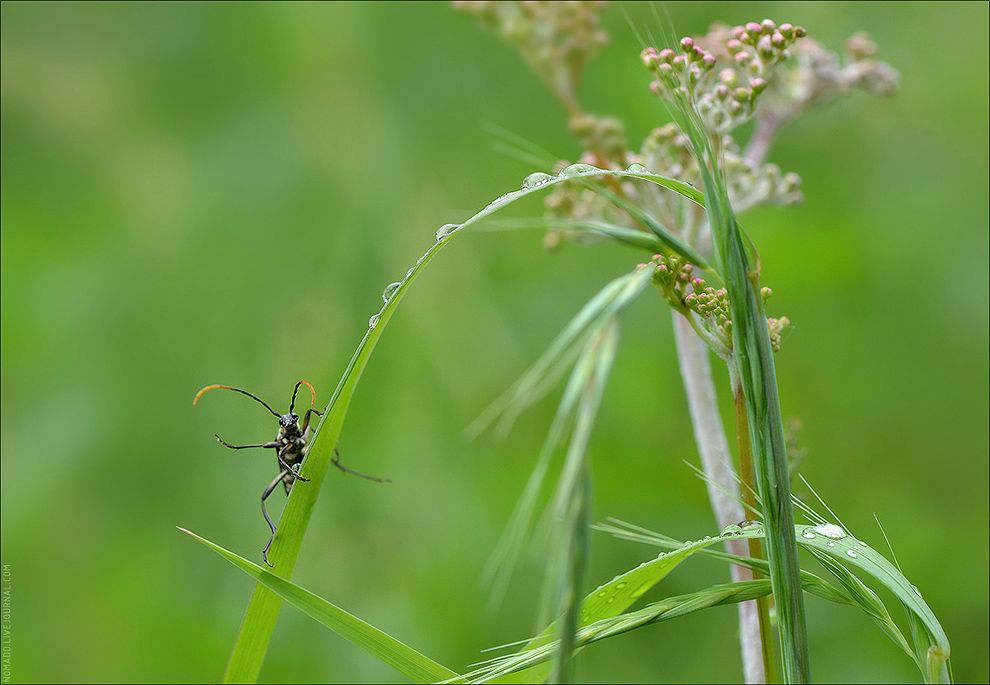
[743,116,781,168]
[730,362,779,684]
[672,314,767,684]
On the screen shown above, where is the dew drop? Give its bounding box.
[559,163,598,177]
[811,523,847,540]
[368,313,381,329]
[703,535,712,541]
[606,597,615,604]
[912,585,922,597]
[720,523,743,536]
[801,529,817,539]
[435,223,458,241]
[521,172,554,189]
[381,281,401,303]
[597,591,607,598]
[740,520,762,530]
[616,582,627,590]
[846,549,858,559]
[826,541,836,549]
[625,162,649,174]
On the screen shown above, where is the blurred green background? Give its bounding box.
[2,2,987,683]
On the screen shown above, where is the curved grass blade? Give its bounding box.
[480,521,950,683]
[550,321,618,683]
[180,528,458,683]
[221,164,703,683]
[467,579,784,683]
[481,216,675,255]
[584,183,712,271]
[597,519,951,683]
[480,268,653,605]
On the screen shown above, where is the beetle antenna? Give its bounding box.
[193,384,280,418]
[289,380,317,414]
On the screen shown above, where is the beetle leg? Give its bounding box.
[301,408,323,433]
[332,448,390,483]
[261,471,288,567]
[275,443,309,483]
[215,435,280,451]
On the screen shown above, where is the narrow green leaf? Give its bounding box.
[221,164,701,682]
[667,87,810,681]
[586,183,712,271]
[181,528,459,683]
[551,322,618,684]
[598,519,952,683]
[482,268,653,606]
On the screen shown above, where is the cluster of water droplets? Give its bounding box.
[720,519,765,537]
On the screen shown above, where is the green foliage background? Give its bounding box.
[1,2,987,682]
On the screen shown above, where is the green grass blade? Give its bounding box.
[551,321,618,683]
[597,519,951,683]
[482,268,652,607]
[221,236,447,683]
[477,216,671,254]
[665,87,810,681]
[180,528,458,683]
[221,164,700,683]
[469,579,783,682]
[585,183,712,271]
[492,535,726,684]
[483,521,950,683]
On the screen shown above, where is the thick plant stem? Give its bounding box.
[672,314,767,684]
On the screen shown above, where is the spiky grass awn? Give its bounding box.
[193,380,387,566]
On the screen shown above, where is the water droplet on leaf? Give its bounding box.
[521,172,553,189]
[435,223,458,241]
[811,523,847,539]
[368,313,380,329]
[559,163,598,177]
[381,281,401,303]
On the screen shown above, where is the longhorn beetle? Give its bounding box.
[193,380,388,566]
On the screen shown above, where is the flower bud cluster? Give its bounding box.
[723,148,803,211]
[569,114,629,165]
[641,20,807,133]
[629,125,801,227]
[683,278,732,335]
[755,31,898,125]
[768,316,791,351]
[455,1,608,108]
[650,254,732,347]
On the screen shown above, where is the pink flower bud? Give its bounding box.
[745,22,761,34]
[680,36,694,51]
[640,47,660,68]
